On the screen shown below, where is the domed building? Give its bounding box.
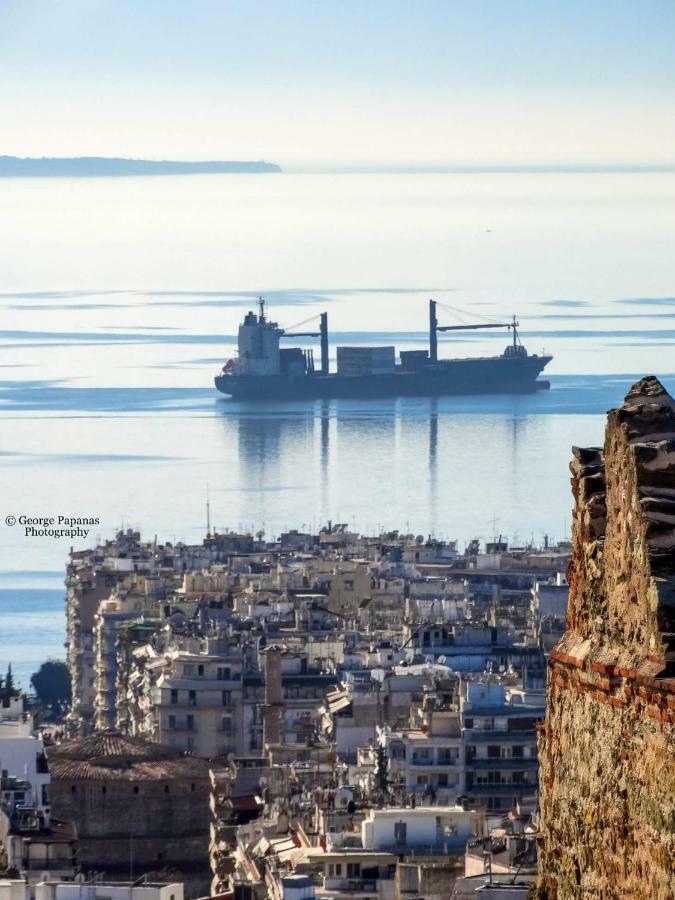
[47,731,210,888]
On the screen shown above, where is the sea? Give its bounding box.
[1,170,675,687]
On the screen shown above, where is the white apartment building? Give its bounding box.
[152,651,244,757]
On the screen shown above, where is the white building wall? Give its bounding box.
[0,735,50,807]
[0,881,26,900]
[35,883,184,900]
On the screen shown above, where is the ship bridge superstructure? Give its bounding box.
[227,297,329,378]
[234,298,285,376]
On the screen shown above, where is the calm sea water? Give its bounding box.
[0,575,65,689]
[1,172,675,685]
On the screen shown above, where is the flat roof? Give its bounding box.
[368,805,472,815]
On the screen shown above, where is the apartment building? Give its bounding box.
[461,681,544,813]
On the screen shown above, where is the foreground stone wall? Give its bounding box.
[536,377,675,899]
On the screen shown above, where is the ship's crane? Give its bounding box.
[429,299,520,363]
[281,311,329,375]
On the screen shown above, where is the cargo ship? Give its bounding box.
[214,298,552,400]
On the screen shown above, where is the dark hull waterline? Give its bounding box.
[215,354,553,401]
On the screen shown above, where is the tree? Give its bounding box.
[30,660,71,711]
[5,664,14,692]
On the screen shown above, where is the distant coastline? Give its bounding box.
[0,156,281,177]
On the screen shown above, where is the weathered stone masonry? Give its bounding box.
[536,377,675,900]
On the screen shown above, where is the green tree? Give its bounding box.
[5,664,15,692]
[30,660,71,711]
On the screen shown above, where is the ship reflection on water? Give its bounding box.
[219,394,548,542]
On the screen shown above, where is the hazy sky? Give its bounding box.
[1,0,674,165]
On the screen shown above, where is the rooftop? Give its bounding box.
[47,730,210,781]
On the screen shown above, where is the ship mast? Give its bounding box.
[511,314,519,350]
[428,299,516,361]
[429,299,438,363]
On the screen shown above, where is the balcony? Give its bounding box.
[468,757,538,770]
[410,757,459,767]
[373,842,464,857]
[466,782,537,794]
[322,877,379,893]
[22,859,77,874]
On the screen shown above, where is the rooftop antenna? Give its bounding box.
[206,483,211,537]
[258,296,266,322]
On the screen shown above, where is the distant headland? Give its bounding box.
[0,156,281,176]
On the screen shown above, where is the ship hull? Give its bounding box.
[215,354,552,401]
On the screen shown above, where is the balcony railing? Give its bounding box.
[467,757,538,769]
[374,842,464,856]
[466,782,536,794]
[322,877,379,892]
[410,757,459,767]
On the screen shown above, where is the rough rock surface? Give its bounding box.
[536,376,675,899]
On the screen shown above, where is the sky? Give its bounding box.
[1,0,674,166]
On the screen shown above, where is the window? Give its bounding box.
[170,689,178,705]
[187,737,195,751]
[189,690,196,706]
[169,715,176,729]
[187,714,194,731]
[438,774,448,787]
[464,717,473,729]
[197,664,204,677]
[394,822,407,845]
[346,863,360,878]
[512,745,524,758]
[487,745,501,759]
[222,690,231,706]
[183,664,195,676]
[217,667,231,681]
